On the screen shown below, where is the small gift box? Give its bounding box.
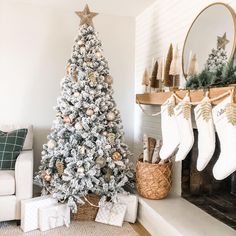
[39,203,70,231]
[21,195,57,232]
[95,202,127,227]
[117,193,138,223]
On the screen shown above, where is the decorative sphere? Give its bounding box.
[44,174,51,182]
[77,167,85,174]
[78,40,84,46]
[107,133,116,145]
[96,52,102,58]
[105,75,113,85]
[112,151,122,161]
[80,47,86,53]
[64,116,71,124]
[47,140,56,149]
[102,131,108,136]
[106,112,115,121]
[74,92,80,97]
[96,156,106,168]
[86,109,94,116]
[75,122,83,130]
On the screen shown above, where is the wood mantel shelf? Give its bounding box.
[136,86,236,106]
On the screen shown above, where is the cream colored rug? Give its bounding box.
[0,221,138,236]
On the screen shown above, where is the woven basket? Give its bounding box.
[73,194,100,221]
[136,158,172,199]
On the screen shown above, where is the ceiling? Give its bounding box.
[8,0,156,17]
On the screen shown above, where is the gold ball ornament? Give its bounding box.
[86,109,94,116]
[47,140,57,149]
[106,112,116,121]
[88,72,97,83]
[77,166,85,174]
[105,75,113,85]
[112,151,122,161]
[64,116,72,124]
[44,174,52,182]
[96,156,106,168]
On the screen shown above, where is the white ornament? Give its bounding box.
[75,122,83,130]
[86,109,94,116]
[47,140,57,149]
[77,167,85,174]
[80,47,86,54]
[80,146,85,155]
[74,92,80,97]
[78,40,83,46]
[106,112,115,121]
[96,52,102,58]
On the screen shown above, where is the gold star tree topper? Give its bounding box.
[217,32,230,50]
[75,4,98,27]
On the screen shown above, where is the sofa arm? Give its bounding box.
[15,150,33,200]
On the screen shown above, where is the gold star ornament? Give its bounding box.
[75,4,98,27]
[217,32,230,50]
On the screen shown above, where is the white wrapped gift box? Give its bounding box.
[21,196,57,232]
[39,203,70,231]
[117,193,138,223]
[95,202,127,227]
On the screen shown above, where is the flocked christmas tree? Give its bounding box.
[35,5,134,212]
[206,32,229,73]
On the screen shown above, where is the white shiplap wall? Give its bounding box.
[134,0,236,194]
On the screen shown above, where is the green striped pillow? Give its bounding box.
[0,129,28,170]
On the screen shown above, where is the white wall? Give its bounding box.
[0,0,135,169]
[134,0,236,195]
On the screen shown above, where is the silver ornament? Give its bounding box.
[75,122,83,130]
[107,133,115,145]
[77,166,85,173]
[47,140,56,149]
[96,156,106,168]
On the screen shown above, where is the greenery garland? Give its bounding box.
[185,61,236,90]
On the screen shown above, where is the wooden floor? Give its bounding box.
[130,221,151,236]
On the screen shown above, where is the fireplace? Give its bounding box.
[182,130,236,230]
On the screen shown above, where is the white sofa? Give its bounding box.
[0,125,33,222]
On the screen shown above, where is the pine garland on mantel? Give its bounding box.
[185,61,236,90]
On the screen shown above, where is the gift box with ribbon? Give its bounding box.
[39,203,70,231]
[95,202,127,227]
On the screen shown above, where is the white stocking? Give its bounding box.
[212,95,236,180]
[174,95,194,161]
[194,96,215,171]
[160,96,180,160]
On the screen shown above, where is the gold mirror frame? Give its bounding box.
[182,2,236,79]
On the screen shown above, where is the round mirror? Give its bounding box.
[182,3,236,77]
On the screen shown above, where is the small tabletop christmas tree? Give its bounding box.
[35,4,134,212]
[206,33,229,74]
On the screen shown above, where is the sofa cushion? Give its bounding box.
[0,129,28,170]
[0,125,33,150]
[0,170,15,195]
